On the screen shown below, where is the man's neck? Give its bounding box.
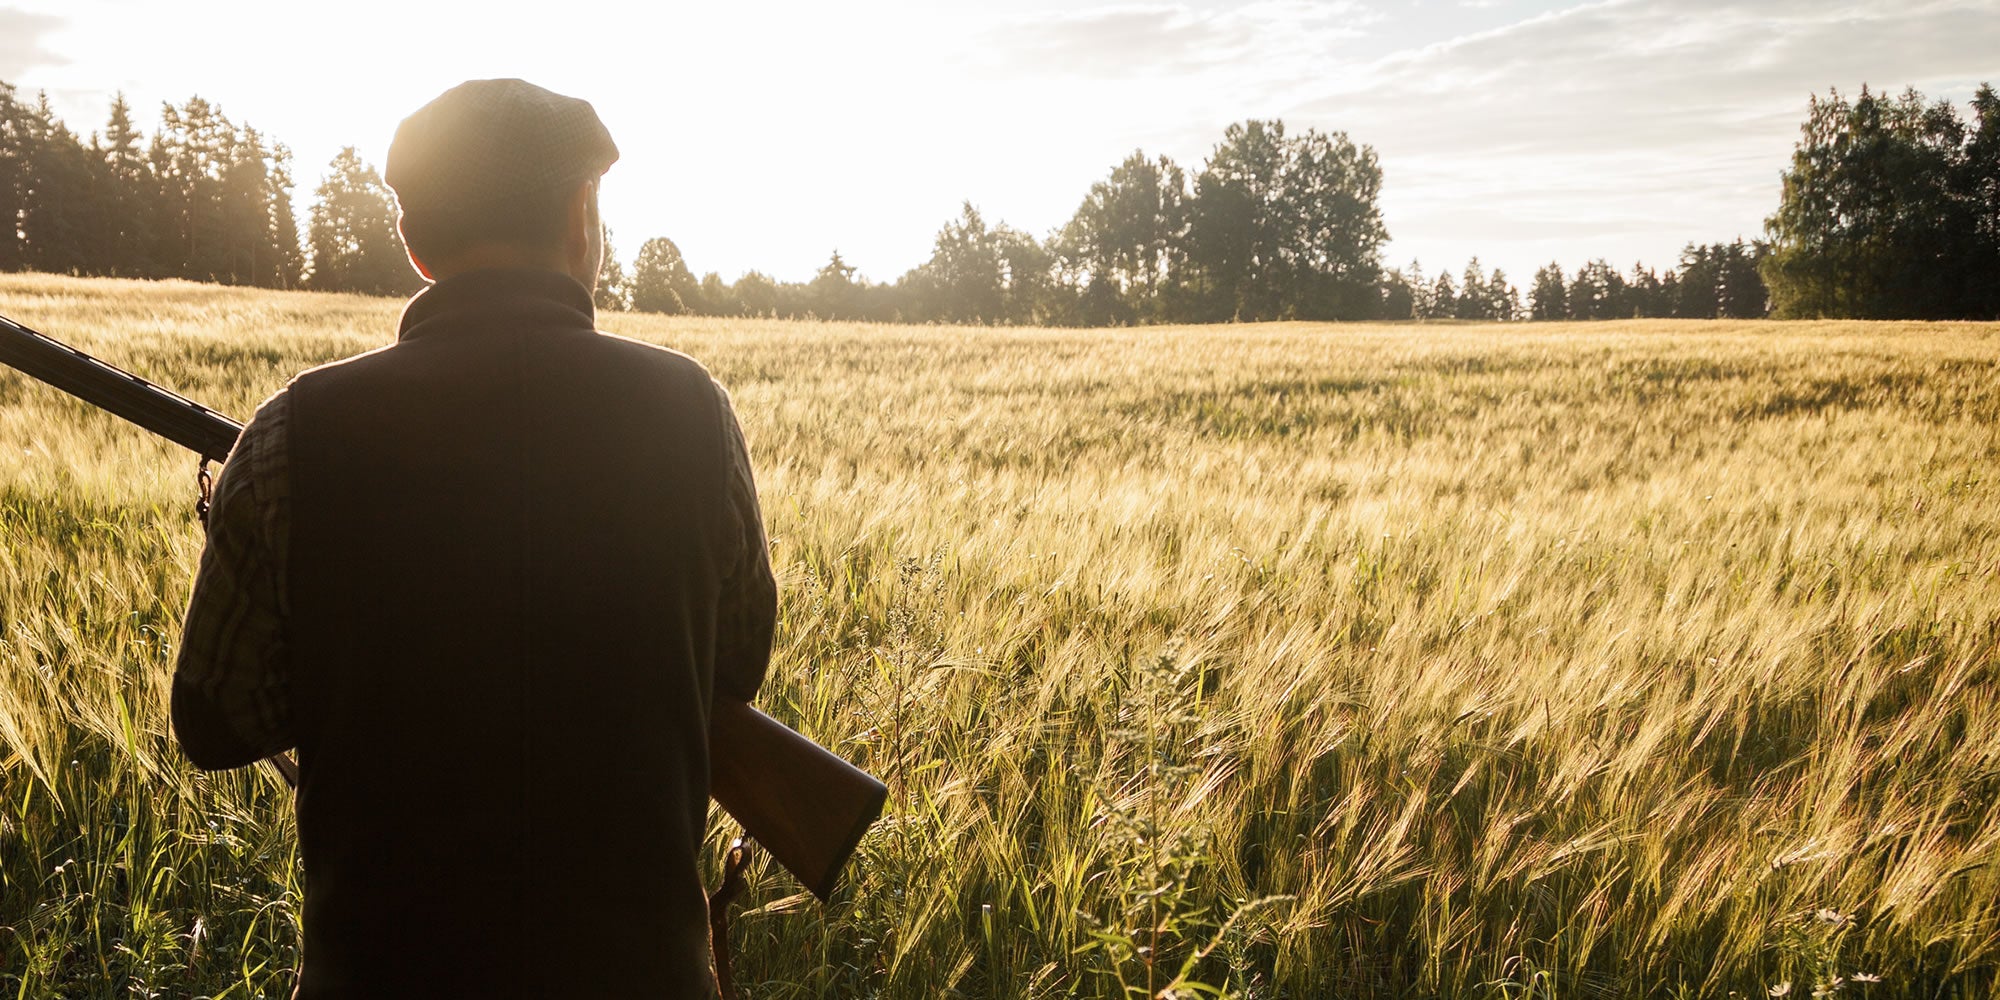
[429,246,568,280]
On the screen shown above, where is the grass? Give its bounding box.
[1,271,1997,998]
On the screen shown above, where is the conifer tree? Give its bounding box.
[220,126,272,285]
[594,227,630,311]
[153,97,238,281]
[1963,84,2000,317]
[1406,260,1431,318]
[18,92,97,275]
[306,147,416,296]
[264,142,305,288]
[99,93,156,276]
[1455,258,1488,319]
[807,249,860,320]
[1378,267,1416,320]
[1715,240,1766,318]
[1429,272,1457,320]
[1567,259,1625,319]
[1529,263,1567,320]
[1485,268,1519,321]
[0,82,22,271]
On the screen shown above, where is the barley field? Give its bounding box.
[1,272,1997,998]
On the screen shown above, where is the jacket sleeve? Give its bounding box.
[172,391,294,770]
[710,378,775,703]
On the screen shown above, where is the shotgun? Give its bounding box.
[0,310,886,902]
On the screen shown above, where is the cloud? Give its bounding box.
[0,7,63,81]
[987,1,1379,81]
[1280,0,2000,276]
[1301,0,1999,157]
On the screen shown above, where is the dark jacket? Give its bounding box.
[271,269,770,997]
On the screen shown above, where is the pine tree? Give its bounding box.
[153,97,238,281]
[1485,268,1519,321]
[594,227,630,311]
[1627,264,1664,317]
[0,82,23,271]
[1406,260,1431,319]
[1715,240,1767,318]
[1529,263,1567,320]
[220,126,272,285]
[18,92,96,275]
[1674,243,1718,318]
[99,93,156,277]
[807,249,860,320]
[1963,84,2000,318]
[1185,120,1386,322]
[1378,267,1415,320]
[306,147,416,295]
[145,131,178,277]
[1429,272,1457,320]
[265,142,304,288]
[1455,258,1488,319]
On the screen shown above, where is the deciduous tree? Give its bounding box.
[1056,151,1188,321]
[1185,120,1386,321]
[1763,85,1989,319]
[630,236,699,314]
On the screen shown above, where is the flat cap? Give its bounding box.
[385,78,618,213]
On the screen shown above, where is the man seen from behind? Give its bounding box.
[171,78,776,998]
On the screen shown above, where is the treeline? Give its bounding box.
[600,120,1392,325]
[0,82,418,296]
[1376,240,1768,322]
[0,85,305,288]
[593,126,1766,325]
[6,78,1994,323]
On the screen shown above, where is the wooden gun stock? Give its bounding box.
[710,697,888,901]
[1,311,888,902]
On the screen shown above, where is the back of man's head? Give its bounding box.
[385,79,618,279]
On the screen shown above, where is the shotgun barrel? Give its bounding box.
[0,313,241,462]
[0,310,886,899]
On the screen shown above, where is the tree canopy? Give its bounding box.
[1763,83,1999,320]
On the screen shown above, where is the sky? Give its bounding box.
[2,0,1997,289]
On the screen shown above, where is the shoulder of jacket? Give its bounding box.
[592,330,715,380]
[286,343,400,389]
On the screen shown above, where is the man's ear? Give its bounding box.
[565,180,595,262]
[564,178,601,290]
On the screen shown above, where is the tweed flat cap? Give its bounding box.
[385,78,618,213]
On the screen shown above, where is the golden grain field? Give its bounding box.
[2,272,1997,998]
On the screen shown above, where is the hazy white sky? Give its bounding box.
[3,0,1996,288]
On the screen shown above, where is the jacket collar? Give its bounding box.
[397,269,598,342]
